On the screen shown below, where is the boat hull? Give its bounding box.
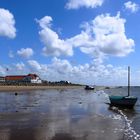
[85,87,94,90]
[109,96,137,108]
[85,86,94,90]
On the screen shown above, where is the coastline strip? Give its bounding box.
[0,85,83,92]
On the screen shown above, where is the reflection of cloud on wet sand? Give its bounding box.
[0,89,130,140]
[32,112,124,140]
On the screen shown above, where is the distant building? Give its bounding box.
[59,80,70,84]
[5,74,42,84]
[27,74,42,83]
[0,76,5,82]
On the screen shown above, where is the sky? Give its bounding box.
[0,0,140,86]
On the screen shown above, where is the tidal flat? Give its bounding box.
[0,87,139,140]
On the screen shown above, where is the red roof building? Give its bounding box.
[5,75,26,81]
[5,74,42,83]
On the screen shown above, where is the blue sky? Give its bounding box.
[0,0,140,85]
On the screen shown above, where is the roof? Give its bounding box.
[5,74,40,80]
[5,75,26,80]
[27,74,39,79]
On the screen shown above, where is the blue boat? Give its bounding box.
[109,66,138,108]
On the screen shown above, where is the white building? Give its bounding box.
[28,74,42,84]
[0,76,5,82]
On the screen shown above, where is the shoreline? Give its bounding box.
[0,85,83,92]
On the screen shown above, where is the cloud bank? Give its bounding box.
[27,58,128,86]
[1,57,140,85]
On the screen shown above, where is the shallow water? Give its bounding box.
[0,87,139,140]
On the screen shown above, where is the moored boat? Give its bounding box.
[85,85,95,90]
[109,66,138,108]
[109,95,137,108]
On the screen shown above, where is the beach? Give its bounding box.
[0,86,139,140]
[0,85,83,92]
[0,85,106,92]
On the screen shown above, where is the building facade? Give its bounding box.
[0,76,5,82]
[27,74,42,83]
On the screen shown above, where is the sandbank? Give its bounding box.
[0,85,83,92]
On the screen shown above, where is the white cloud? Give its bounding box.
[49,58,129,86]
[28,60,47,73]
[8,50,14,58]
[66,0,104,9]
[37,16,52,28]
[27,58,129,86]
[28,60,42,71]
[68,12,134,59]
[50,57,72,74]
[17,48,34,59]
[15,62,25,71]
[0,8,16,38]
[91,12,134,56]
[37,13,134,62]
[124,1,139,13]
[1,58,139,85]
[37,16,73,57]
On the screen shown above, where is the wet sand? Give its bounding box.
[0,85,83,92]
[0,87,139,140]
[0,85,106,92]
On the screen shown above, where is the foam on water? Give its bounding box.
[100,90,140,140]
[110,106,140,140]
[96,90,110,101]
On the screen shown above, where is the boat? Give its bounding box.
[85,85,95,90]
[109,96,137,108]
[109,66,137,108]
[105,86,110,89]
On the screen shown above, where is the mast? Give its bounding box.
[128,66,130,96]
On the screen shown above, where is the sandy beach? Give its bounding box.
[0,85,83,92]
